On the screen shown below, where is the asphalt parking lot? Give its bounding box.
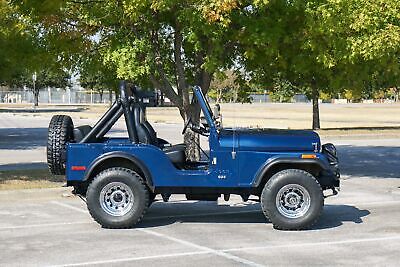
[1,114,400,266]
[0,177,400,266]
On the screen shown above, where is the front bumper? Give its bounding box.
[320,143,340,189]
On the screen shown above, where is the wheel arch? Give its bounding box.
[83,151,154,191]
[253,158,327,193]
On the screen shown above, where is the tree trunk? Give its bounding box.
[311,85,320,130]
[33,89,39,107]
[99,89,103,103]
[184,130,200,161]
[181,100,202,161]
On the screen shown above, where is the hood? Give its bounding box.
[219,128,321,152]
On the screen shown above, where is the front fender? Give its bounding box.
[252,156,330,187]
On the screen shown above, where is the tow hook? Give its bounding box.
[324,187,339,198]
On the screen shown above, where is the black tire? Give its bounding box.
[47,115,74,175]
[261,169,324,230]
[86,167,149,228]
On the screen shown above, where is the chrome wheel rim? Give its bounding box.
[275,184,311,219]
[99,182,134,216]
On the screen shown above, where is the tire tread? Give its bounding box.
[86,167,149,229]
[261,169,323,230]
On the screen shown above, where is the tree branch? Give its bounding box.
[173,24,188,107]
[149,30,182,108]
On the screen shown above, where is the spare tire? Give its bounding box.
[47,115,74,175]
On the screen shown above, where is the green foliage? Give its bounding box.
[209,70,245,103]
[4,0,399,123]
[11,0,254,116]
[0,0,37,84]
[270,76,297,103]
[0,0,71,95]
[9,68,70,89]
[79,55,119,94]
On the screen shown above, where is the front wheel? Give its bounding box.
[261,169,324,230]
[86,168,149,228]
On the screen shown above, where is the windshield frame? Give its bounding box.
[193,86,215,129]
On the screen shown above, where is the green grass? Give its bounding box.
[0,169,64,190]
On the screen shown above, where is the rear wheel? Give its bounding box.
[86,167,149,228]
[47,115,74,175]
[261,169,324,230]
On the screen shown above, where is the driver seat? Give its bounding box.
[132,103,186,167]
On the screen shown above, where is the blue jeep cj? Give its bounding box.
[47,81,340,230]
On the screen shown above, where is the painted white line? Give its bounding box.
[138,228,265,267]
[45,234,400,266]
[0,221,91,231]
[51,201,88,214]
[50,251,210,267]
[223,235,400,253]
[339,200,400,207]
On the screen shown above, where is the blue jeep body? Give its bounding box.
[47,82,340,229]
[65,86,340,195]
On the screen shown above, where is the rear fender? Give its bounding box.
[83,151,154,189]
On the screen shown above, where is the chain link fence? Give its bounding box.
[0,89,116,104]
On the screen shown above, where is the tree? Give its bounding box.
[0,0,37,85]
[310,0,400,96]
[239,0,399,129]
[13,0,246,159]
[11,68,71,106]
[237,0,333,129]
[209,70,250,103]
[270,76,297,103]
[79,55,119,104]
[1,0,71,106]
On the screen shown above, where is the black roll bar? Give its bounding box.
[79,80,139,144]
[120,81,139,143]
[80,100,121,143]
[95,105,124,140]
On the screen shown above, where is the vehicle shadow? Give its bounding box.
[312,204,370,230]
[136,202,369,230]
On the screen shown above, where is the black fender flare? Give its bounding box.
[252,157,329,187]
[83,151,154,189]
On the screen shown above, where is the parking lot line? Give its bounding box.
[51,251,210,267]
[138,228,265,267]
[43,232,400,266]
[342,199,400,207]
[51,200,88,214]
[48,202,263,266]
[223,235,400,252]
[0,221,91,231]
